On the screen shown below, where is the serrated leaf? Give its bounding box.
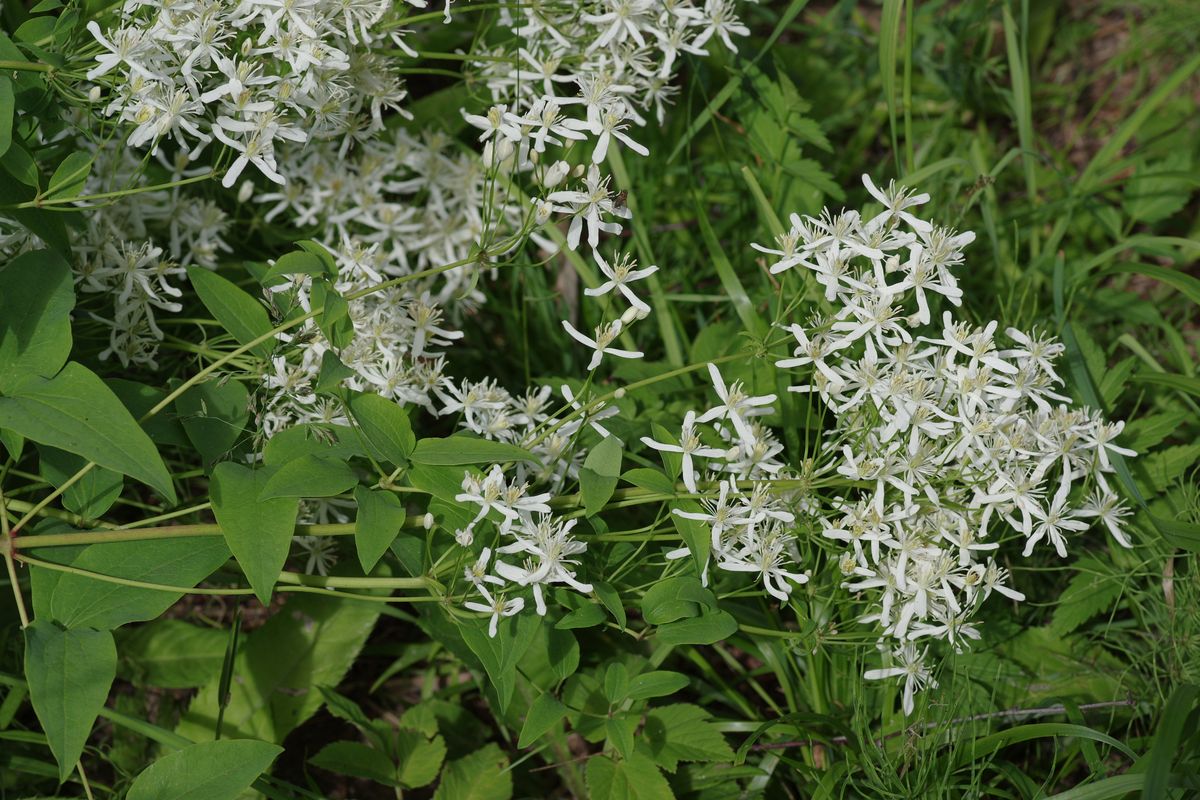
[1050,561,1123,637]
[410,436,535,466]
[346,391,416,465]
[586,752,675,800]
[24,621,116,781]
[1121,409,1190,452]
[126,739,282,800]
[0,362,175,502]
[0,249,74,393]
[396,730,446,788]
[354,485,407,572]
[434,743,512,800]
[210,462,299,603]
[187,267,272,357]
[643,704,734,772]
[257,454,357,500]
[580,436,623,517]
[1140,443,1200,493]
[518,694,567,748]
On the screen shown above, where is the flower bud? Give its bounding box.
[237,180,255,203]
[423,513,435,530]
[88,85,102,102]
[534,198,553,225]
[544,160,570,188]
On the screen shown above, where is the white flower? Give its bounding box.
[640,410,725,493]
[561,319,644,370]
[584,250,658,312]
[464,585,525,638]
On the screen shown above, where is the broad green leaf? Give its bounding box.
[126,739,282,800]
[670,504,710,580]
[309,741,396,785]
[0,76,12,158]
[643,704,734,772]
[46,536,231,630]
[176,592,380,742]
[176,378,249,467]
[579,436,622,517]
[0,249,74,393]
[396,729,446,788]
[621,468,675,496]
[346,391,416,464]
[186,267,273,357]
[107,378,190,447]
[433,743,512,800]
[210,462,299,603]
[261,422,364,466]
[606,715,635,759]
[24,621,116,781]
[593,580,626,629]
[1123,153,1195,224]
[460,612,542,712]
[518,694,567,748]
[0,362,175,502]
[626,671,689,701]
[656,611,738,646]
[39,445,122,519]
[354,485,407,572]
[119,620,228,688]
[585,752,674,800]
[556,603,606,629]
[641,576,714,625]
[604,662,630,704]
[257,454,357,500]
[43,152,91,201]
[410,436,535,466]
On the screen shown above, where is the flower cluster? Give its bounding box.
[455,466,594,637]
[644,364,811,602]
[756,175,1135,713]
[85,0,423,187]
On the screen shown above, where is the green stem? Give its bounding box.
[0,60,51,73]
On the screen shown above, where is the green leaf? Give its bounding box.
[621,468,675,496]
[186,267,273,358]
[126,739,282,800]
[556,603,607,629]
[460,613,541,713]
[518,694,567,748]
[1050,559,1122,637]
[593,581,626,629]
[316,350,356,394]
[1123,153,1195,224]
[176,378,249,467]
[43,152,91,202]
[0,249,74,393]
[434,743,513,800]
[1106,262,1200,307]
[626,671,689,701]
[39,445,122,519]
[346,391,416,464]
[261,250,331,284]
[604,662,630,704]
[24,621,116,782]
[670,505,710,580]
[396,730,446,788]
[257,454,357,500]
[641,576,714,625]
[0,362,175,502]
[210,462,299,603]
[354,485,407,572]
[1130,371,1200,398]
[262,423,364,466]
[643,704,734,772]
[311,279,354,348]
[176,592,380,743]
[309,741,397,786]
[1143,684,1198,799]
[45,536,232,630]
[411,436,535,466]
[119,620,228,689]
[656,611,738,646]
[585,752,674,800]
[580,436,623,517]
[0,77,13,158]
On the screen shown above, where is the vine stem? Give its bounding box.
[0,484,30,628]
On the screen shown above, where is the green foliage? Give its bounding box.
[209,462,299,603]
[125,740,282,800]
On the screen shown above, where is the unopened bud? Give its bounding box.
[422,513,435,530]
[237,180,255,203]
[613,387,626,399]
[544,160,570,188]
[88,85,102,102]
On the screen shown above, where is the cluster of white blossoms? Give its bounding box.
[84,0,426,187]
[753,175,1135,714]
[455,465,594,637]
[644,364,811,602]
